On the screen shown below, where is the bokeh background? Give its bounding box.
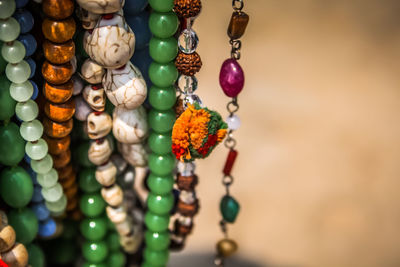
[170,0,400,266]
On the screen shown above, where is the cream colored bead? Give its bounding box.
[88,137,113,165]
[118,142,148,167]
[101,184,123,207]
[95,161,117,186]
[83,85,105,111]
[87,112,112,139]
[79,8,100,29]
[120,224,142,254]
[115,219,132,236]
[76,0,124,15]
[106,206,127,224]
[80,58,105,84]
[75,95,92,121]
[0,225,15,253]
[0,243,28,267]
[113,106,148,144]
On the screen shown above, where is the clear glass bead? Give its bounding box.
[0,17,20,42]
[37,168,58,188]
[41,183,63,202]
[178,29,198,54]
[0,0,16,19]
[6,60,30,83]
[1,40,26,63]
[25,138,48,160]
[226,115,241,130]
[31,154,53,174]
[20,119,43,141]
[184,94,202,106]
[15,99,38,121]
[10,80,33,102]
[177,161,196,176]
[46,195,67,213]
[177,74,197,94]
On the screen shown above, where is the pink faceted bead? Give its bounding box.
[219,58,245,97]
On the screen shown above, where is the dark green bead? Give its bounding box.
[220,195,240,223]
[47,239,77,265]
[27,243,46,267]
[148,109,175,133]
[0,166,33,208]
[148,131,172,155]
[80,217,108,241]
[61,220,79,240]
[82,240,108,263]
[107,232,121,251]
[143,248,169,266]
[106,217,115,230]
[149,37,178,63]
[82,263,107,267]
[147,173,174,195]
[0,75,15,120]
[79,167,101,193]
[145,231,170,251]
[107,251,126,267]
[0,122,25,166]
[149,85,176,111]
[147,192,174,215]
[148,0,174,12]
[149,11,178,38]
[144,212,170,232]
[149,62,178,87]
[148,153,175,176]
[80,193,106,218]
[0,44,6,73]
[74,142,94,167]
[8,207,38,245]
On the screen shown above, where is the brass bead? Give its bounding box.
[175,51,202,76]
[216,238,238,258]
[0,225,16,253]
[174,0,202,18]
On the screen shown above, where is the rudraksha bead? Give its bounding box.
[177,174,198,191]
[175,51,202,76]
[174,0,202,18]
[43,39,75,64]
[42,0,74,20]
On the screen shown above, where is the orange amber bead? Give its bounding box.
[65,184,78,199]
[60,172,76,189]
[44,98,75,122]
[44,135,70,155]
[42,60,73,85]
[43,39,75,64]
[43,117,73,138]
[52,149,71,168]
[66,197,78,211]
[42,17,76,43]
[42,0,74,20]
[43,80,73,104]
[58,163,74,180]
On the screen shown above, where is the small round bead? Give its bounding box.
[1,243,29,267]
[43,80,73,103]
[82,241,108,264]
[6,60,30,83]
[51,149,71,168]
[145,231,170,251]
[0,75,15,121]
[42,0,74,20]
[43,117,73,138]
[8,208,38,245]
[149,62,178,87]
[216,238,238,257]
[44,98,75,122]
[149,0,173,12]
[79,167,101,193]
[26,58,36,79]
[149,37,178,64]
[107,251,126,267]
[175,51,202,76]
[42,60,73,85]
[147,192,174,215]
[143,248,169,266]
[27,243,45,267]
[0,17,20,42]
[147,173,174,195]
[15,99,39,121]
[174,0,202,18]
[20,119,43,142]
[37,168,58,188]
[31,186,44,203]
[30,81,39,100]
[178,29,199,54]
[0,225,16,253]
[42,17,76,43]
[149,85,176,111]
[0,0,16,19]
[45,194,67,213]
[9,80,33,102]
[80,217,107,241]
[18,34,37,57]
[148,109,176,133]
[1,40,26,64]
[25,138,48,160]
[15,0,28,8]
[43,39,75,64]
[13,9,34,34]
[148,131,172,155]
[80,193,106,217]
[148,153,175,176]
[41,183,63,202]
[0,167,33,208]
[149,11,178,38]
[226,115,241,130]
[31,203,51,221]
[30,154,53,174]
[145,212,170,232]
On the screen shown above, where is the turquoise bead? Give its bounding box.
[15,99,38,121]
[147,192,174,215]
[148,0,174,12]
[41,183,63,202]
[0,0,16,19]
[20,119,43,141]
[80,217,108,241]
[148,109,175,133]
[0,17,20,42]
[148,153,175,176]
[5,59,30,83]
[25,138,48,160]
[148,131,172,155]
[149,11,178,38]
[45,194,67,213]
[8,207,38,245]
[149,37,178,63]
[9,80,34,102]
[37,168,58,188]
[0,75,15,120]
[149,85,176,110]
[0,122,25,166]
[1,40,26,63]
[80,193,106,218]
[27,243,46,267]
[220,195,240,223]
[107,251,126,267]
[31,154,53,174]
[147,173,174,195]
[143,248,169,266]
[149,62,178,87]
[145,231,170,251]
[0,166,33,208]
[82,241,108,263]
[107,232,121,251]
[144,212,170,232]
[79,167,101,193]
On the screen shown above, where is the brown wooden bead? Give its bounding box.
[43,117,73,138]
[0,225,16,253]
[0,243,28,267]
[42,60,73,85]
[44,98,75,123]
[57,163,74,180]
[42,17,76,43]
[174,0,201,18]
[66,196,78,211]
[44,135,70,155]
[51,149,71,169]
[228,11,249,40]
[43,80,73,103]
[175,51,202,76]
[177,200,199,217]
[60,172,76,189]
[177,174,198,191]
[42,0,74,20]
[43,39,75,64]
[69,209,82,221]
[65,184,78,199]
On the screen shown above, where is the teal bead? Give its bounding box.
[149,11,178,38]
[148,153,175,176]
[145,231,170,251]
[0,17,20,42]
[0,122,25,166]
[45,194,67,213]
[148,0,174,12]
[41,183,63,202]
[82,241,109,263]
[10,80,34,102]
[147,173,174,195]
[8,208,38,245]
[5,60,30,83]
[220,195,240,223]
[25,138,48,160]
[107,251,126,267]
[149,61,178,87]
[148,109,175,133]
[149,85,176,111]
[15,99,38,121]
[80,217,108,241]
[74,142,94,167]
[31,154,53,174]
[37,168,58,188]
[148,131,172,155]
[1,40,26,63]
[144,212,170,232]
[107,232,121,251]
[0,166,33,208]
[80,193,106,218]
[82,263,107,267]
[149,37,178,63]
[143,248,169,266]
[79,167,101,193]
[147,192,174,215]
[20,119,43,141]
[27,243,46,267]
[0,75,15,120]
[0,0,16,19]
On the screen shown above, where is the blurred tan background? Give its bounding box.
[170,0,400,266]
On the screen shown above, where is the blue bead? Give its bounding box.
[30,80,39,100]
[13,10,34,34]
[32,203,50,221]
[15,0,29,8]
[25,167,38,184]
[32,186,44,203]
[131,47,152,86]
[26,58,36,78]
[38,218,57,237]
[123,0,148,15]
[24,153,31,164]
[125,12,151,50]
[170,189,180,214]
[18,34,37,57]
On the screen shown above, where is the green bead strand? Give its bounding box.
[148,85,176,111]
[25,138,48,160]
[147,192,174,215]
[5,59,30,83]
[0,17,20,42]
[149,37,178,64]
[1,40,26,64]
[148,11,179,38]
[145,231,170,251]
[0,166,33,208]
[148,0,174,12]
[8,207,38,245]
[148,62,178,88]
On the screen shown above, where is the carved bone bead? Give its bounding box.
[0,243,28,267]
[106,206,127,224]
[120,224,142,253]
[80,58,105,84]
[88,137,113,165]
[79,8,100,30]
[95,161,117,186]
[101,184,123,207]
[83,85,105,111]
[115,219,132,236]
[112,106,148,144]
[0,225,15,253]
[118,143,148,167]
[76,0,124,15]
[87,112,112,139]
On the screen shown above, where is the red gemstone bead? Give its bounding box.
[219,59,244,97]
[223,149,238,176]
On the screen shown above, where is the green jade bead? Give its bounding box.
[149,85,176,111]
[74,142,94,167]
[10,80,34,102]
[148,131,172,155]
[80,217,108,241]
[107,251,126,267]
[15,99,38,121]
[79,167,101,193]
[220,195,240,223]
[25,138,48,160]
[149,62,178,88]
[41,183,63,202]
[61,220,79,240]
[149,11,178,38]
[8,208,38,245]
[80,193,106,218]
[0,166,33,208]
[82,263,107,267]
[143,248,169,266]
[147,192,174,215]
[0,17,20,42]
[144,212,170,232]
[148,0,174,12]
[2,41,26,64]
[0,123,25,166]
[82,240,109,263]
[147,173,174,195]
[107,232,121,251]
[0,0,16,19]
[145,231,170,251]
[148,153,175,176]
[27,243,46,267]
[45,194,67,213]
[0,75,15,120]
[6,60,30,83]
[47,239,76,265]
[31,154,53,174]
[37,168,58,188]
[149,37,178,64]
[20,119,43,141]
[148,109,175,133]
